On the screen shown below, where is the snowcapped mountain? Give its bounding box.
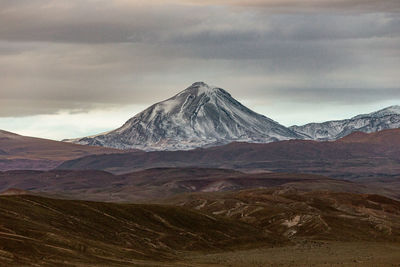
[290,105,400,140]
[66,82,300,151]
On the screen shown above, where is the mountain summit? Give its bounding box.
[66,82,299,150]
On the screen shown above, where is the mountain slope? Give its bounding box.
[0,130,124,171]
[172,189,400,242]
[66,82,299,151]
[290,105,400,140]
[0,195,270,266]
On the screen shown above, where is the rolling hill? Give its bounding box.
[0,130,126,171]
[0,191,399,266]
[58,129,400,181]
[170,188,400,242]
[0,194,271,266]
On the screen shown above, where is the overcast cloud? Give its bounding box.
[0,0,399,139]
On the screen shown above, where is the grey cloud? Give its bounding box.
[186,0,400,13]
[1,1,399,45]
[0,98,114,117]
[0,0,399,120]
[258,88,400,105]
[0,1,204,44]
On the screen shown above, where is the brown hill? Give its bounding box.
[0,168,367,202]
[0,194,272,266]
[0,188,29,196]
[1,192,399,266]
[0,130,128,171]
[1,167,398,202]
[58,129,400,180]
[338,128,400,146]
[169,188,400,242]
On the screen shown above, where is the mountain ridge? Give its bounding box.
[64,82,400,150]
[290,105,400,140]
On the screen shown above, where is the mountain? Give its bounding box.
[290,105,400,140]
[0,130,123,171]
[65,83,400,150]
[65,82,299,151]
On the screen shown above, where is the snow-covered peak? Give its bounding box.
[178,81,221,97]
[352,105,400,119]
[148,82,222,115]
[66,82,299,150]
[191,81,210,88]
[290,105,400,141]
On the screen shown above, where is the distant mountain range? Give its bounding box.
[290,105,400,140]
[65,82,400,151]
[58,129,400,187]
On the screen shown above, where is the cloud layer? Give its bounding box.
[184,0,400,13]
[0,0,399,138]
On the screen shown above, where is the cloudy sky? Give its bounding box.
[1,0,399,140]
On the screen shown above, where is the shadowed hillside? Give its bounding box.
[1,192,399,266]
[1,168,390,202]
[170,188,400,242]
[0,195,273,266]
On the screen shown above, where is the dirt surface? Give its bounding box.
[181,241,400,266]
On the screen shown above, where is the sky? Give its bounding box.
[0,0,399,140]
